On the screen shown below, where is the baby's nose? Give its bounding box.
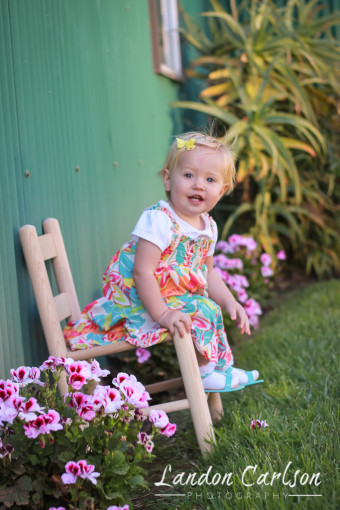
[193,178,205,189]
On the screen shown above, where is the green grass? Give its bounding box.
[133,280,340,510]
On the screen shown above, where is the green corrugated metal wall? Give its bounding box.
[0,0,207,376]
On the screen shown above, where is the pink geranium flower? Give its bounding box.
[213,254,243,271]
[40,356,73,372]
[261,266,274,277]
[237,289,248,303]
[61,460,100,485]
[250,419,269,430]
[145,441,154,452]
[245,298,262,316]
[248,314,259,329]
[160,422,177,437]
[17,397,45,422]
[107,506,129,510]
[215,240,234,253]
[112,372,137,387]
[61,460,81,484]
[69,373,87,390]
[138,432,154,452]
[227,234,243,248]
[277,250,286,260]
[228,234,257,252]
[0,439,14,459]
[226,275,242,293]
[92,385,125,414]
[136,348,151,364]
[116,374,151,409]
[77,459,100,485]
[67,392,96,421]
[89,359,110,381]
[233,274,249,289]
[260,253,272,266]
[65,361,92,390]
[39,356,59,372]
[24,409,63,439]
[0,380,19,404]
[0,402,18,426]
[10,366,43,386]
[149,409,169,429]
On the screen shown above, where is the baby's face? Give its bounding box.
[163,146,228,227]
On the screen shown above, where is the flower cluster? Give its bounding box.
[0,356,175,509]
[149,409,177,438]
[61,459,100,485]
[0,438,14,459]
[23,409,62,443]
[250,419,269,430]
[107,506,129,510]
[214,234,286,329]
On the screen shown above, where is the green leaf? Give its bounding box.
[0,475,32,507]
[170,100,239,125]
[103,490,125,501]
[28,454,40,466]
[202,11,247,46]
[58,450,74,463]
[263,112,327,155]
[108,450,130,475]
[129,474,148,489]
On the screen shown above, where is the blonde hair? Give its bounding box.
[160,130,236,199]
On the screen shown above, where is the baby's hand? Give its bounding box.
[226,301,250,335]
[158,309,192,338]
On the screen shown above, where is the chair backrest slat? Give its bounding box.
[54,292,72,322]
[43,219,81,323]
[38,233,57,260]
[19,224,69,361]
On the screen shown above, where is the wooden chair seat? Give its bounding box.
[19,218,223,454]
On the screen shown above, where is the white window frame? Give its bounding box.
[149,0,184,82]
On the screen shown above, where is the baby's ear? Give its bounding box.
[220,183,229,196]
[162,168,171,191]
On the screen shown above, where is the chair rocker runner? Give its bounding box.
[19,218,224,455]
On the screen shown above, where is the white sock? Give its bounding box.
[201,370,240,390]
[199,362,216,377]
[232,368,259,384]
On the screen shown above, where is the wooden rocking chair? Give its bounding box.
[19,218,223,454]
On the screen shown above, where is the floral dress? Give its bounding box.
[64,203,233,367]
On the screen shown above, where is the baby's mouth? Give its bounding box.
[188,195,203,202]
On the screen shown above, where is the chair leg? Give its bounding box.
[58,371,68,396]
[172,331,214,455]
[208,392,224,423]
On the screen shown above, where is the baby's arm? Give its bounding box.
[205,256,250,335]
[133,238,191,337]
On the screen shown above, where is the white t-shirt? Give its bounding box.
[131,200,217,256]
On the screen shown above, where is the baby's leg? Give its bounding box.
[195,349,240,390]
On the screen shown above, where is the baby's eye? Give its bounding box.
[207,177,215,183]
[184,172,193,179]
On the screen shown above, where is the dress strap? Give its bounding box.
[206,213,215,234]
[146,203,182,251]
